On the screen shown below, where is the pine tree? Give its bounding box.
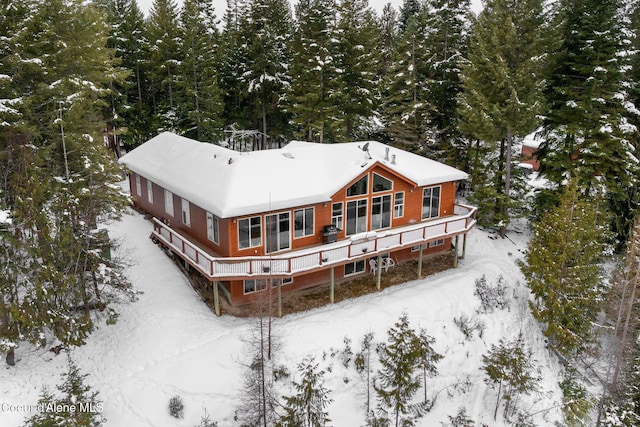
[288,0,339,142]
[0,0,135,360]
[240,0,292,148]
[177,0,223,142]
[482,335,539,421]
[520,181,610,355]
[97,0,152,149]
[374,313,431,427]
[422,0,471,165]
[277,356,333,427]
[458,0,546,235]
[536,0,640,244]
[332,0,381,140]
[145,0,182,131]
[24,357,106,427]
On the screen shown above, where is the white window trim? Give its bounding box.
[135,174,142,196]
[394,191,404,218]
[294,207,314,239]
[422,185,441,220]
[265,211,291,253]
[372,172,393,193]
[345,198,368,236]
[428,239,445,248]
[164,189,174,216]
[243,279,268,295]
[344,259,366,276]
[207,212,219,244]
[331,202,343,230]
[346,174,369,198]
[371,194,392,231]
[181,198,191,227]
[238,216,262,250]
[147,180,153,204]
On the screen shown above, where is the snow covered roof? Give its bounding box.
[119,132,468,218]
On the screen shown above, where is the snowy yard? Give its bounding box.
[0,206,564,426]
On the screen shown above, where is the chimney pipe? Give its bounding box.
[385,147,390,161]
[391,154,396,165]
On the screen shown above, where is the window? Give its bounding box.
[344,260,366,276]
[164,190,174,216]
[347,175,368,197]
[346,199,367,236]
[372,173,393,192]
[332,203,343,230]
[238,216,262,249]
[394,192,404,218]
[135,175,142,196]
[371,195,391,230]
[272,277,293,287]
[422,186,441,219]
[244,279,268,294]
[266,212,290,252]
[294,207,314,238]
[429,239,445,248]
[207,212,219,244]
[411,243,427,252]
[181,198,191,226]
[147,181,153,203]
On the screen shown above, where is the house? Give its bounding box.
[520,132,542,172]
[118,132,477,312]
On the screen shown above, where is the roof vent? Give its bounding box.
[385,147,389,161]
[228,158,233,165]
[282,152,294,159]
[391,154,396,165]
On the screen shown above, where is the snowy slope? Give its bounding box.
[0,205,563,426]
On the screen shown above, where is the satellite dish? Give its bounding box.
[362,142,369,152]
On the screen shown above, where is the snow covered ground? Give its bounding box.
[0,200,564,426]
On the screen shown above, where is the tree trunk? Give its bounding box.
[6,347,15,366]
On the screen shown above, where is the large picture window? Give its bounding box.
[294,207,314,238]
[164,189,174,216]
[372,173,393,192]
[346,199,368,235]
[266,212,290,253]
[332,203,343,230]
[238,216,262,249]
[422,186,441,219]
[207,212,219,244]
[371,195,391,230]
[347,175,368,197]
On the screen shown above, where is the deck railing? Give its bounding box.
[151,203,477,281]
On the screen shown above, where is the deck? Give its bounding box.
[151,203,477,281]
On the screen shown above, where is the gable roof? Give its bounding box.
[119,132,468,218]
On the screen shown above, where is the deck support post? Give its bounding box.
[453,236,459,268]
[417,246,423,278]
[462,233,467,259]
[277,285,282,318]
[212,281,220,316]
[376,255,382,290]
[330,267,335,303]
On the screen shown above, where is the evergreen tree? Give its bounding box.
[240,0,293,148]
[482,335,539,421]
[97,0,153,149]
[24,357,106,426]
[458,0,546,235]
[398,0,420,35]
[374,313,431,427]
[277,356,333,427]
[177,0,224,142]
[0,0,135,361]
[382,6,432,153]
[536,0,640,244]
[520,181,610,355]
[332,0,381,140]
[288,0,339,142]
[422,0,470,165]
[145,0,182,131]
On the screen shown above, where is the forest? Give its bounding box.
[1,0,640,425]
